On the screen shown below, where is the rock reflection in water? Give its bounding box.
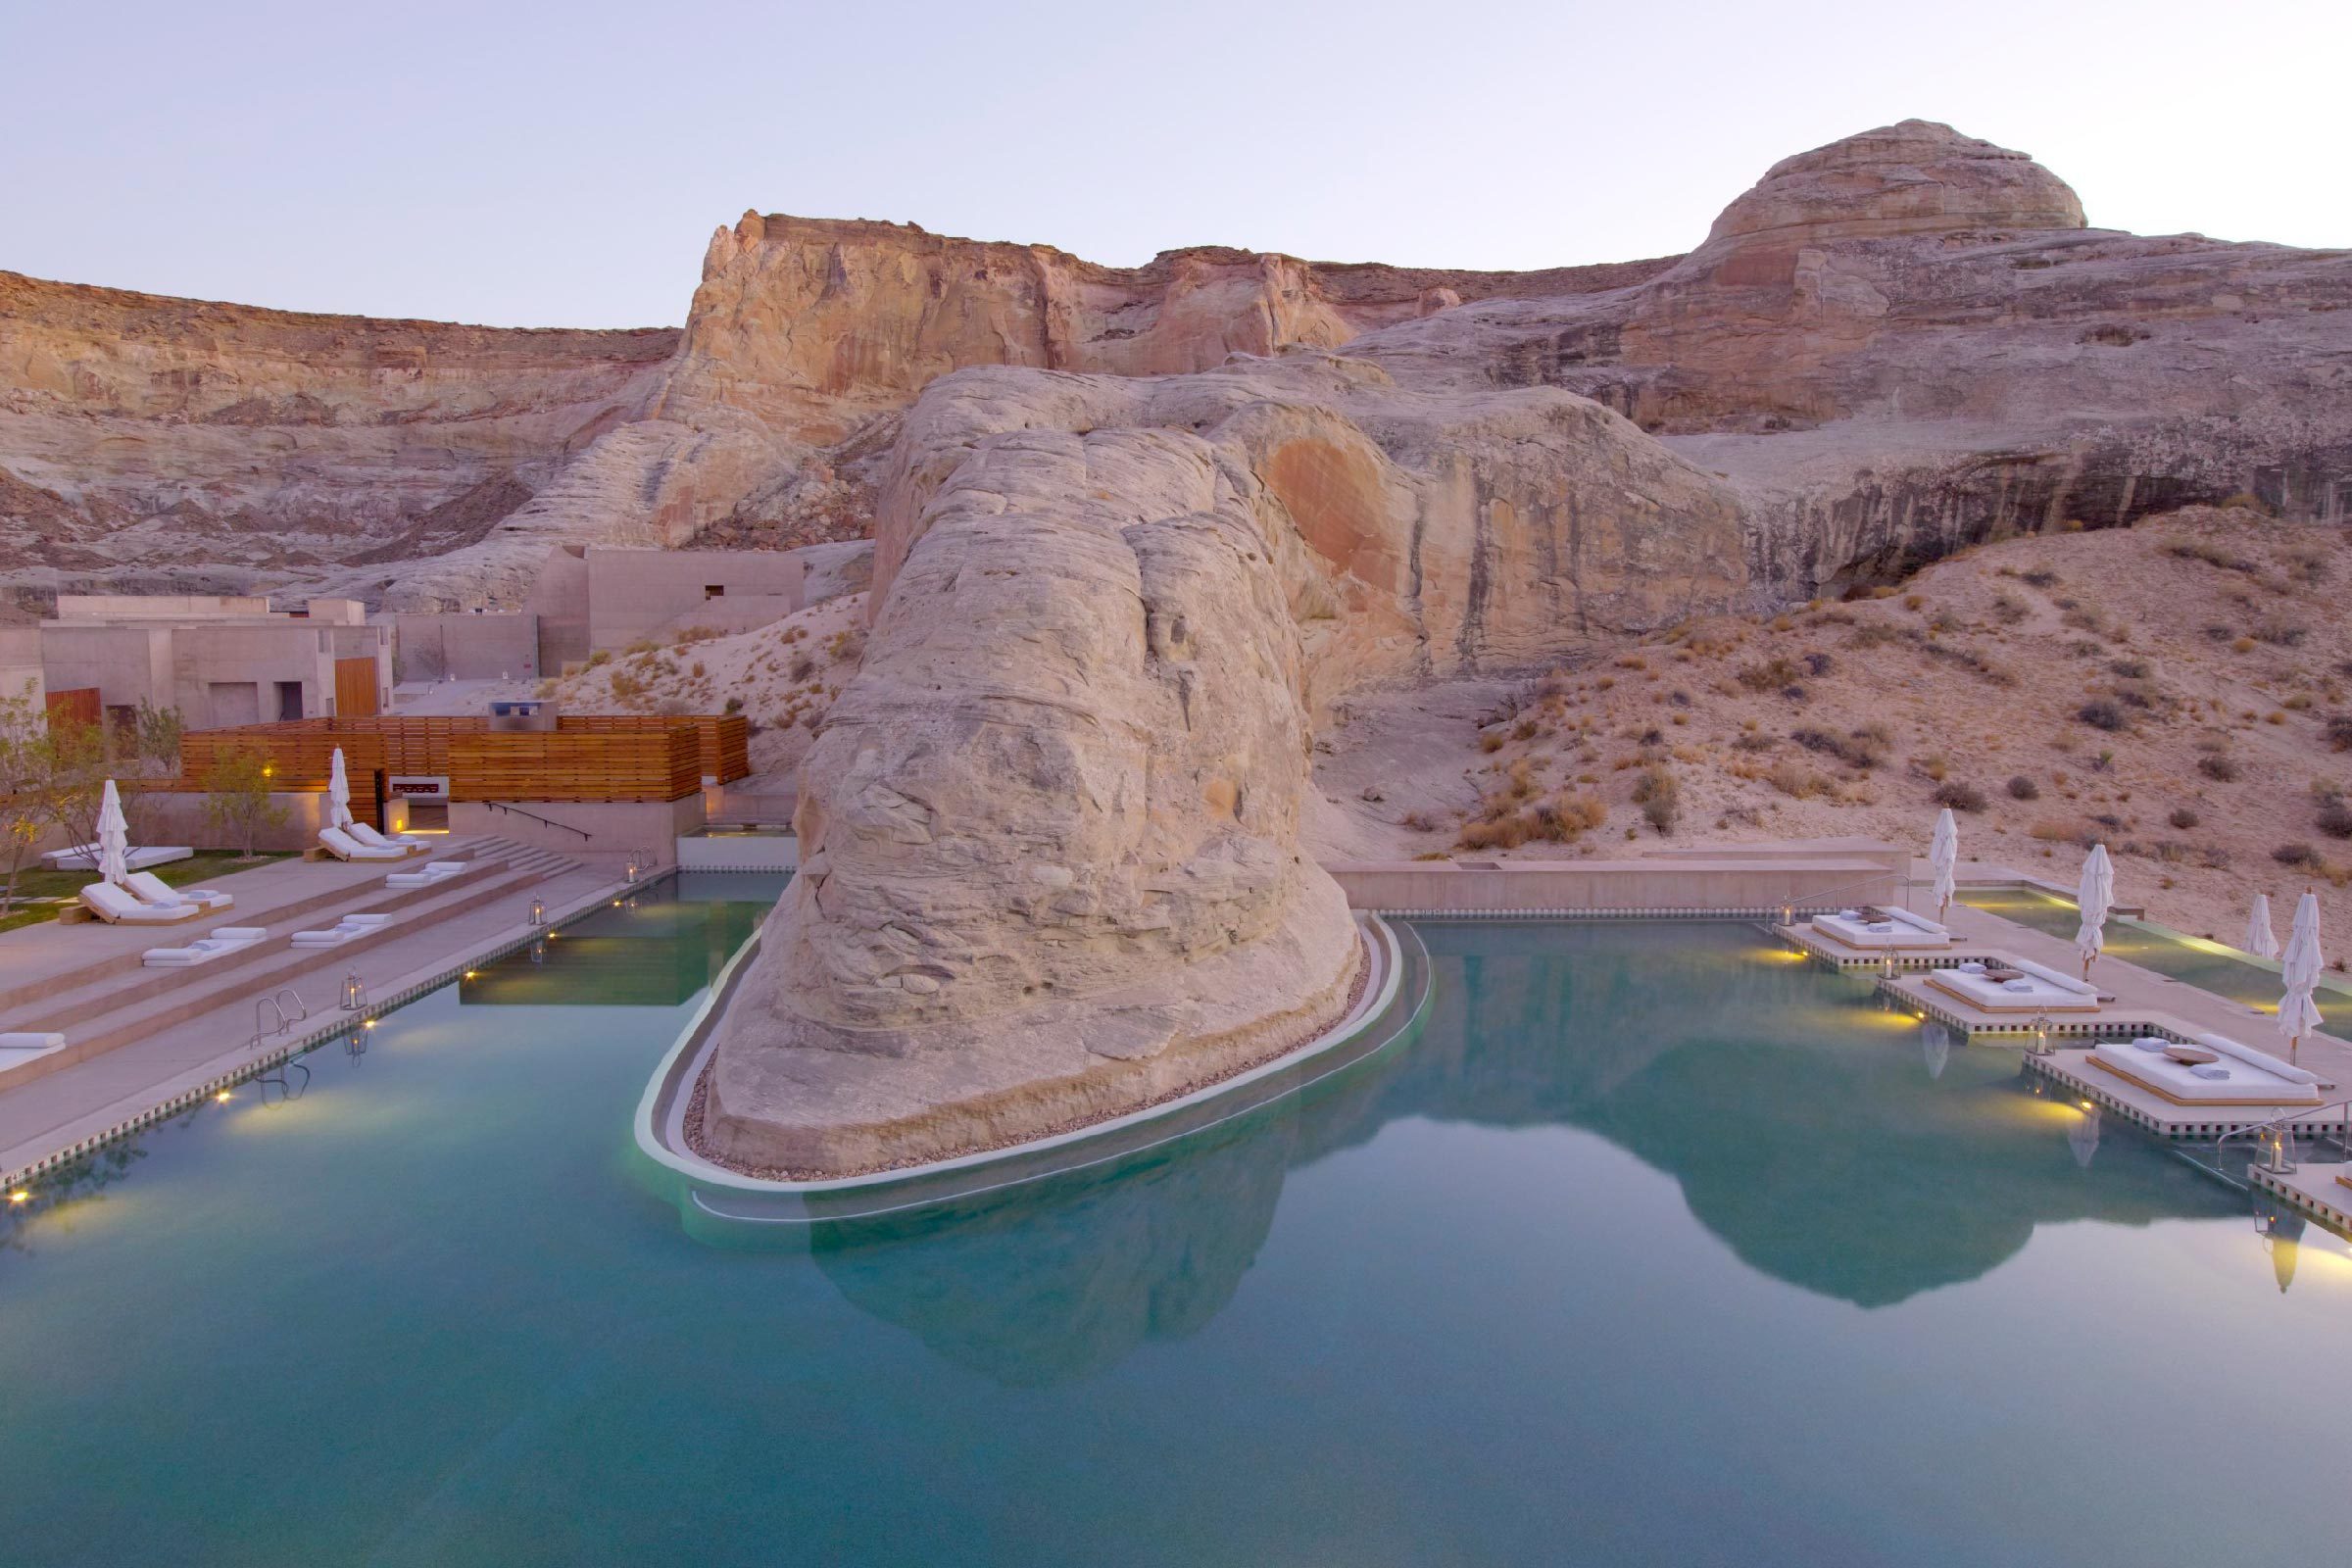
[799,921,2241,1382]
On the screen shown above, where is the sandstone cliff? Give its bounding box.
[0,271,677,612]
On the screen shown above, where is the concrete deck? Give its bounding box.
[1329,839,1905,915]
[0,844,622,1185]
[2249,1160,2352,1236]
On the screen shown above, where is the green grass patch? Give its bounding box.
[0,850,293,935]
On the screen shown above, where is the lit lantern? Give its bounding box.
[528,897,545,926]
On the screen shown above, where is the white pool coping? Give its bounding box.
[632,912,1410,1201]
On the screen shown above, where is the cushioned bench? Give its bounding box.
[78,882,201,925]
[1813,906,1955,950]
[142,928,269,968]
[124,870,233,914]
[2089,1034,2325,1105]
[1926,956,2101,1012]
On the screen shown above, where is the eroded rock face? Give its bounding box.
[700,414,1374,1171]
[1351,121,2352,592]
[699,351,1748,1172]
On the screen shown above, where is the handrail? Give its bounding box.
[2216,1100,2352,1171]
[481,801,594,841]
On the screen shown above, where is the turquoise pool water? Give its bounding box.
[4,909,2344,1566]
[1962,885,2352,1029]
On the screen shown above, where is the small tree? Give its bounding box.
[124,702,184,844]
[30,714,108,858]
[0,682,51,914]
[199,747,288,858]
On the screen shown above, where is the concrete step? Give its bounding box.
[0,838,508,1017]
[0,865,556,1081]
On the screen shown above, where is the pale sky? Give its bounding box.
[4,0,2344,329]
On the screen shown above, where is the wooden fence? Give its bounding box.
[172,711,747,804]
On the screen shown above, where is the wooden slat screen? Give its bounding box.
[448,729,702,803]
[176,712,722,804]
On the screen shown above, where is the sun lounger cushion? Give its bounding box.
[2089,1038,2322,1103]
[347,823,425,854]
[319,827,408,861]
[2194,1032,2325,1087]
[124,871,232,912]
[77,882,197,925]
[0,1032,66,1051]
[1814,907,1955,949]
[43,844,193,871]
[141,929,267,967]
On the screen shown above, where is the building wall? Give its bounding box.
[579,547,805,656]
[0,627,45,710]
[392,612,541,682]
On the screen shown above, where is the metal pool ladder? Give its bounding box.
[248,987,310,1053]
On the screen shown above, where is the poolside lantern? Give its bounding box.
[2276,891,2325,1065]
[529,896,545,926]
[2074,845,2113,979]
[2029,1010,2054,1056]
[340,972,367,1011]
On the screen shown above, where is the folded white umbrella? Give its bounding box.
[327,748,356,831]
[96,778,130,888]
[2277,891,2325,1060]
[2075,844,2113,977]
[1930,808,1959,918]
[2242,893,2280,961]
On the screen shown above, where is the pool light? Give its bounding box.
[7,1189,27,1205]
[216,1090,232,1102]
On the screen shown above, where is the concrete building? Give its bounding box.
[391,541,870,683]
[38,595,392,731]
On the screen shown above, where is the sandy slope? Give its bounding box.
[1315,508,2352,949]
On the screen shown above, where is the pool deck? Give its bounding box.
[2249,1159,2352,1234]
[1777,894,2352,1142]
[0,842,634,1187]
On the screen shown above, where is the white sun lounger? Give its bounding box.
[0,1032,68,1071]
[1925,956,2102,1012]
[288,912,397,948]
[43,844,193,872]
[385,858,467,888]
[141,928,268,968]
[346,822,428,855]
[319,826,409,861]
[123,870,233,913]
[1812,906,1955,950]
[78,882,201,925]
[2089,1034,2326,1105]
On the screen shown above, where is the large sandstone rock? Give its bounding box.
[700,349,1747,1172]
[702,418,1363,1173]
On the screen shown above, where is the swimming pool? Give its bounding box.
[2,909,2341,1566]
[1962,884,2351,1029]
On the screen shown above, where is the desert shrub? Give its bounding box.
[1916,754,1950,783]
[1990,594,2029,625]
[2169,807,2200,830]
[1479,733,1504,754]
[2275,843,2325,870]
[2077,701,2127,732]
[1803,652,1835,677]
[1736,657,1803,693]
[2198,754,2241,782]
[2165,538,2258,573]
[1790,727,1887,770]
[1632,764,1681,835]
[1932,780,1987,812]
[2019,567,2060,588]
[2231,636,2259,654]
[2326,715,2352,752]
[2110,659,2149,680]
[1767,760,1828,800]
[2320,801,2352,840]
[608,669,648,704]
[2254,615,2309,647]
[722,695,745,715]
[1848,622,1902,649]
[1732,732,1777,754]
[2060,608,2103,634]
[2007,775,2039,801]
[1513,718,1539,741]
